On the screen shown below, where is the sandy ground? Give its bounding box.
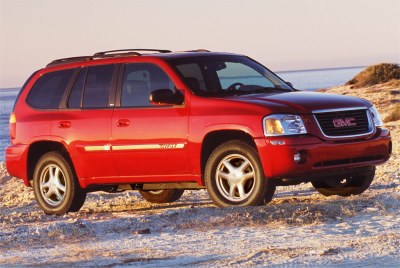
[1,82,399,267]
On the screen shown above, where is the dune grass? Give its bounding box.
[384,104,400,123]
[346,63,400,88]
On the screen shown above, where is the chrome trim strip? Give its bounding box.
[113,143,185,151]
[312,108,375,139]
[312,106,368,114]
[84,144,111,152]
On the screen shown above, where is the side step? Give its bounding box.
[128,182,205,191]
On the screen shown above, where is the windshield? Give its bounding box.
[169,55,292,96]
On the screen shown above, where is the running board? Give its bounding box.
[121,182,205,191]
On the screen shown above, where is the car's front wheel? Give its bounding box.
[204,140,275,207]
[311,166,375,197]
[33,152,86,215]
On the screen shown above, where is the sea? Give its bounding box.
[0,66,364,161]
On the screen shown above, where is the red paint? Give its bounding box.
[6,51,391,189]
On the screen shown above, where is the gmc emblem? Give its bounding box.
[333,117,357,127]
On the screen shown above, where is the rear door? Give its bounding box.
[53,64,118,180]
[111,62,190,179]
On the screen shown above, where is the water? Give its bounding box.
[0,88,20,162]
[0,66,364,161]
[276,66,364,91]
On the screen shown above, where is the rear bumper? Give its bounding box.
[5,144,29,186]
[256,128,391,180]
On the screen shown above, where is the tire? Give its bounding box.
[33,152,86,215]
[263,180,276,204]
[204,140,275,207]
[311,166,375,197]
[139,189,184,203]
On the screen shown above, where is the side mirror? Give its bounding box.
[150,89,184,105]
[286,81,294,88]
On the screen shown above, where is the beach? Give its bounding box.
[0,81,399,266]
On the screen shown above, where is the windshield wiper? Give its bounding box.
[234,87,288,95]
[199,87,288,97]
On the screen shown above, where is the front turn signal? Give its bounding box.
[264,118,284,135]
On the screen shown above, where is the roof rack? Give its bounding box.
[46,56,93,67]
[47,49,172,67]
[93,49,171,57]
[46,48,209,67]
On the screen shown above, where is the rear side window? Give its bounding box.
[67,64,115,109]
[82,65,114,108]
[68,68,86,109]
[27,69,74,109]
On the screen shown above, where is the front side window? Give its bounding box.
[121,63,175,107]
[170,55,292,96]
[175,63,207,92]
[27,69,75,109]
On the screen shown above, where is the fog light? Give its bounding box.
[294,151,307,164]
[294,153,302,163]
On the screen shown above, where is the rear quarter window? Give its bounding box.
[26,69,75,109]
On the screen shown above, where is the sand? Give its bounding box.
[1,82,399,267]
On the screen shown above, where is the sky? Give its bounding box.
[0,0,399,88]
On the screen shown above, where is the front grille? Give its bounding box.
[313,108,372,137]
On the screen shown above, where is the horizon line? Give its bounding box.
[275,65,366,74]
[0,65,368,89]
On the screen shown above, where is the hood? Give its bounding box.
[226,91,371,113]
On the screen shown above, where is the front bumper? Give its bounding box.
[255,128,391,180]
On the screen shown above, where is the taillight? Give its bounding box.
[9,112,16,139]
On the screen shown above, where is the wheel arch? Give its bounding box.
[200,130,257,182]
[27,141,73,186]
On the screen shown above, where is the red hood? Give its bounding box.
[227,91,371,113]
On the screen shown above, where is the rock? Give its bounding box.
[133,228,151,235]
[320,248,340,256]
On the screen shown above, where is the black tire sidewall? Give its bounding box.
[205,140,268,207]
[139,189,184,203]
[311,166,375,197]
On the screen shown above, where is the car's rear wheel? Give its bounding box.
[138,189,185,203]
[33,152,86,215]
[205,140,275,207]
[311,166,375,197]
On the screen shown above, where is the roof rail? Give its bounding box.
[93,49,171,57]
[46,48,200,67]
[46,56,93,67]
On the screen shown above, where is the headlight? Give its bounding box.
[368,106,383,127]
[263,114,307,136]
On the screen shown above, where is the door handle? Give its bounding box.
[117,119,130,127]
[58,121,71,128]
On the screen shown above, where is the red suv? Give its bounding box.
[6,49,392,214]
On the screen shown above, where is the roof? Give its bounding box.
[46,49,240,68]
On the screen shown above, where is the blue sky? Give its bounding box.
[0,0,399,88]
